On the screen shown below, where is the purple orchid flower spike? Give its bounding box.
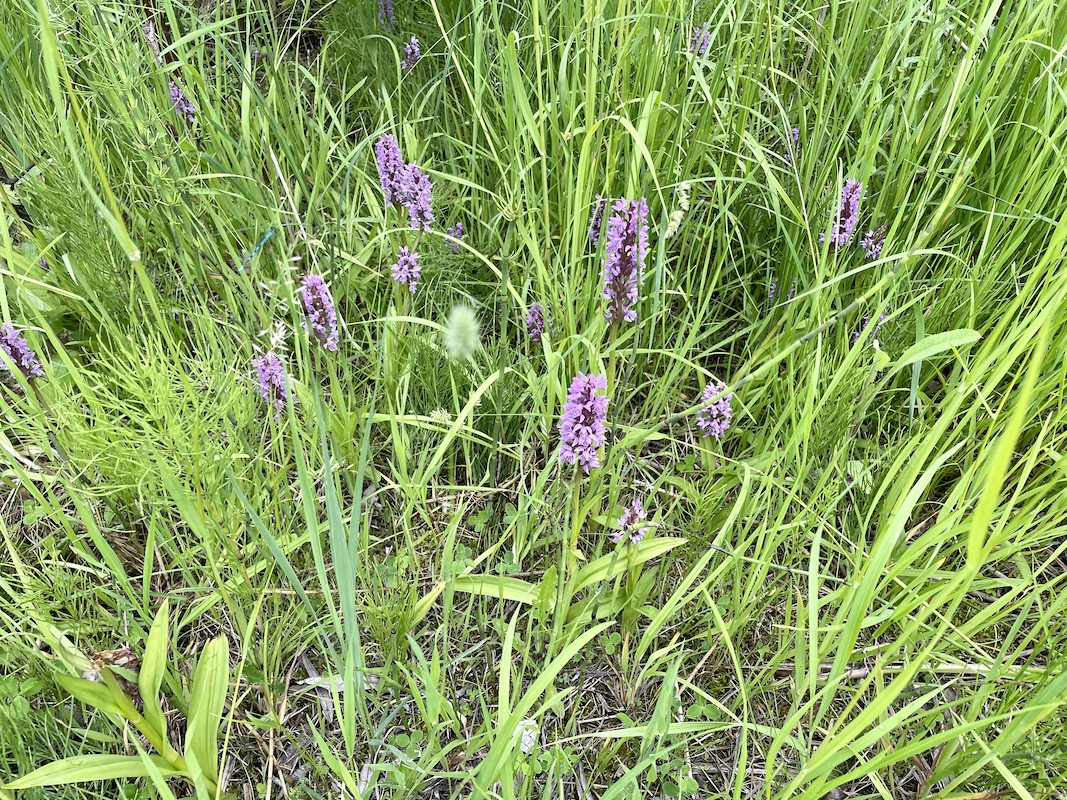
[559,372,609,474]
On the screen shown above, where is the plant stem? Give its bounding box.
[567,475,582,577]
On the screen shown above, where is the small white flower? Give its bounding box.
[677,181,691,211]
[665,209,685,239]
[517,718,539,754]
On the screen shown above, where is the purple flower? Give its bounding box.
[403,164,434,231]
[613,498,649,545]
[392,246,421,293]
[784,127,801,164]
[696,379,732,440]
[300,274,339,351]
[602,198,649,324]
[447,222,464,252]
[526,302,548,342]
[0,323,44,384]
[588,195,608,247]
[559,372,608,474]
[822,178,862,249]
[691,22,711,56]
[787,278,797,301]
[852,312,888,344]
[861,226,885,260]
[402,36,421,70]
[374,136,434,229]
[768,279,776,303]
[375,134,406,206]
[169,81,196,123]
[253,351,291,417]
[378,0,394,29]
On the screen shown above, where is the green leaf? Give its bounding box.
[138,600,170,739]
[451,574,538,605]
[3,755,184,788]
[184,635,229,786]
[33,622,95,676]
[871,338,892,371]
[574,538,686,593]
[536,566,557,614]
[889,329,980,377]
[473,621,613,793]
[54,673,123,716]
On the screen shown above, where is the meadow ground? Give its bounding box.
[2,0,1067,798]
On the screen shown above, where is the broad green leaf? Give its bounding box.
[138,600,169,739]
[128,735,181,800]
[33,622,94,675]
[871,338,891,371]
[574,538,686,593]
[184,635,228,786]
[536,565,558,614]
[54,673,123,716]
[499,611,519,717]
[411,581,447,623]
[888,329,980,377]
[3,754,184,788]
[451,574,538,605]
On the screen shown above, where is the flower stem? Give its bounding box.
[606,321,619,392]
[567,475,583,577]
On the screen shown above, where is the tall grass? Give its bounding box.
[2,0,1067,798]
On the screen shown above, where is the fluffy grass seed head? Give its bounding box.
[443,305,481,360]
[677,181,691,211]
[665,209,684,239]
